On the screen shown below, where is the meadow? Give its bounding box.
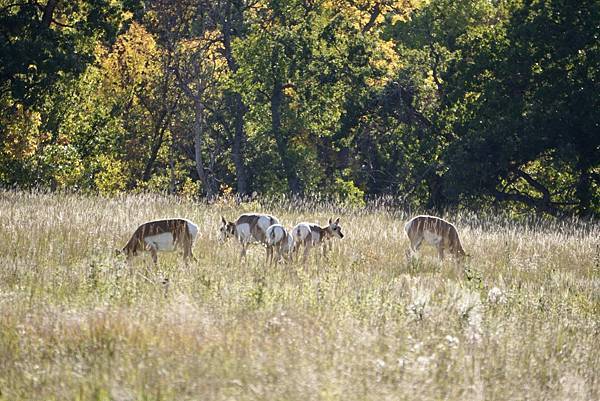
[0,190,598,401]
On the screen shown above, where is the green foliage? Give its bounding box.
[0,0,139,106]
[0,0,596,216]
[331,177,366,207]
[441,0,600,215]
[94,155,127,195]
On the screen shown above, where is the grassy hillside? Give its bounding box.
[0,191,598,400]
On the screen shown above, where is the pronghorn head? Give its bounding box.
[115,246,136,262]
[456,247,470,259]
[327,217,344,239]
[219,216,236,242]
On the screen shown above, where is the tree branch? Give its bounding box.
[428,42,445,101]
[494,189,560,216]
[41,0,58,29]
[362,2,381,33]
[50,18,73,28]
[172,65,197,101]
[513,168,552,203]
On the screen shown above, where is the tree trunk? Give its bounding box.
[271,78,301,194]
[425,171,448,212]
[193,99,213,199]
[141,125,165,182]
[575,162,592,217]
[168,139,175,195]
[231,93,248,194]
[222,2,248,195]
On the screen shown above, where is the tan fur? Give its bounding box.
[266,224,294,264]
[293,217,344,262]
[305,224,329,244]
[121,219,196,264]
[235,214,275,243]
[220,213,280,262]
[405,215,467,260]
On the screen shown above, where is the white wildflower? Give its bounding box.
[487,287,507,304]
[445,335,460,348]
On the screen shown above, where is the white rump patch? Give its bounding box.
[144,233,175,252]
[236,223,252,243]
[266,224,285,245]
[186,220,199,242]
[292,223,311,244]
[423,230,442,246]
[257,216,276,236]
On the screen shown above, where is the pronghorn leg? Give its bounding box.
[293,243,301,262]
[148,246,158,266]
[271,245,278,266]
[240,243,248,261]
[406,237,420,259]
[189,246,197,262]
[183,241,196,263]
[413,236,424,251]
[411,237,424,257]
[303,242,312,264]
[274,245,283,266]
[278,244,285,264]
[266,245,273,265]
[437,245,445,260]
[323,241,330,259]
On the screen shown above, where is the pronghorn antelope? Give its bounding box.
[266,224,295,264]
[404,215,468,260]
[292,217,344,262]
[120,218,199,265]
[219,213,280,262]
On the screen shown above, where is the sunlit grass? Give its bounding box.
[0,190,598,400]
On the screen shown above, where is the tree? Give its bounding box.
[0,0,141,188]
[217,0,254,195]
[442,0,600,216]
[0,0,139,106]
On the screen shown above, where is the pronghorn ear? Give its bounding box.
[334,217,340,224]
[329,217,332,224]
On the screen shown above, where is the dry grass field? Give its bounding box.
[0,190,598,400]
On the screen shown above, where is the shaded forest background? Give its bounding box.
[1,0,598,216]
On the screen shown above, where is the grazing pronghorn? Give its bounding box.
[120,218,199,265]
[219,213,280,262]
[292,217,344,262]
[404,215,468,260]
[266,224,295,264]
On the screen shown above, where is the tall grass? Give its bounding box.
[0,190,598,400]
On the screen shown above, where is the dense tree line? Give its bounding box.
[1,0,598,216]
